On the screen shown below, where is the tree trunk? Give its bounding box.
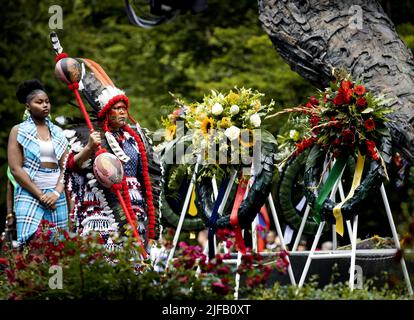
[259,0,414,162]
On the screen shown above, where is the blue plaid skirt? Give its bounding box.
[15,167,68,246]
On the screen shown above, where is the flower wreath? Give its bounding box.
[268,70,393,235]
[159,88,277,240]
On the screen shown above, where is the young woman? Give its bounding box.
[7,79,69,246]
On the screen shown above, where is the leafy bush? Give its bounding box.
[0,221,288,300]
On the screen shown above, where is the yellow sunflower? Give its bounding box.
[201,117,214,135]
[165,124,177,141]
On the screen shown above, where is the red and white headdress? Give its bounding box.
[96,86,130,119]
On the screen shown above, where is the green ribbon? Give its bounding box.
[312,157,347,223]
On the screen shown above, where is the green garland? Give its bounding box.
[303,132,392,224]
[194,140,277,229]
[159,137,205,231]
[276,149,329,235]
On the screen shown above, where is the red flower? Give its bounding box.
[341,129,355,143]
[356,97,367,111]
[354,85,366,96]
[217,266,231,275]
[310,116,320,127]
[364,118,376,131]
[333,94,344,106]
[309,96,319,106]
[365,140,379,160]
[15,255,26,270]
[211,281,230,295]
[341,80,354,90]
[332,138,342,146]
[365,140,376,151]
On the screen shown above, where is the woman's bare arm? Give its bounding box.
[7,125,44,200]
[54,148,68,194]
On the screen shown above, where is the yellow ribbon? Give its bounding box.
[188,187,198,216]
[333,151,365,236]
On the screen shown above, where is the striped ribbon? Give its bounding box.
[333,151,365,236]
[230,176,249,254]
[313,157,348,223]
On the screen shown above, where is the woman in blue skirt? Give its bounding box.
[7,79,69,247]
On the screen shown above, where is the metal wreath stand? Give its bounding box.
[290,138,413,295]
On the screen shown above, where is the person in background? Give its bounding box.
[297,239,308,251]
[265,230,281,252]
[197,229,209,252]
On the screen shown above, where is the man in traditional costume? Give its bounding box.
[63,60,162,252]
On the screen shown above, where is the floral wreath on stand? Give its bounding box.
[159,88,278,254]
[268,69,394,236]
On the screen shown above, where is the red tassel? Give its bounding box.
[67,82,79,91]
[55,52,68,62]
[110,183,122,192]
[95,148,108,157]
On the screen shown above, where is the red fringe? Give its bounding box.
[123,125,156,239]
[100,114,156,239]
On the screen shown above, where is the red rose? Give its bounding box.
[341,80,354,90]
[356,97,367,110]
[211,281,230,295]
[310,116,320,127]
[354,85,366,96]
[338,87,353,104]
[365,140,378,160]
[305,102,313,109]
[364,118,376,131]
[309,96,319,106]
[341,129,355,143]
[332,138,342,146]
[333,94,344,106]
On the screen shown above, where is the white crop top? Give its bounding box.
[38,139,58,164]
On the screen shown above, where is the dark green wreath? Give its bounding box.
[159,135,205,231]
[276,148,329,235]
[303,132,392,224]
[194,137,277,229]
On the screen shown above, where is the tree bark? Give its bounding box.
[259,0,414,162]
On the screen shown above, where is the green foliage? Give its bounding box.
[247,278,411,300]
